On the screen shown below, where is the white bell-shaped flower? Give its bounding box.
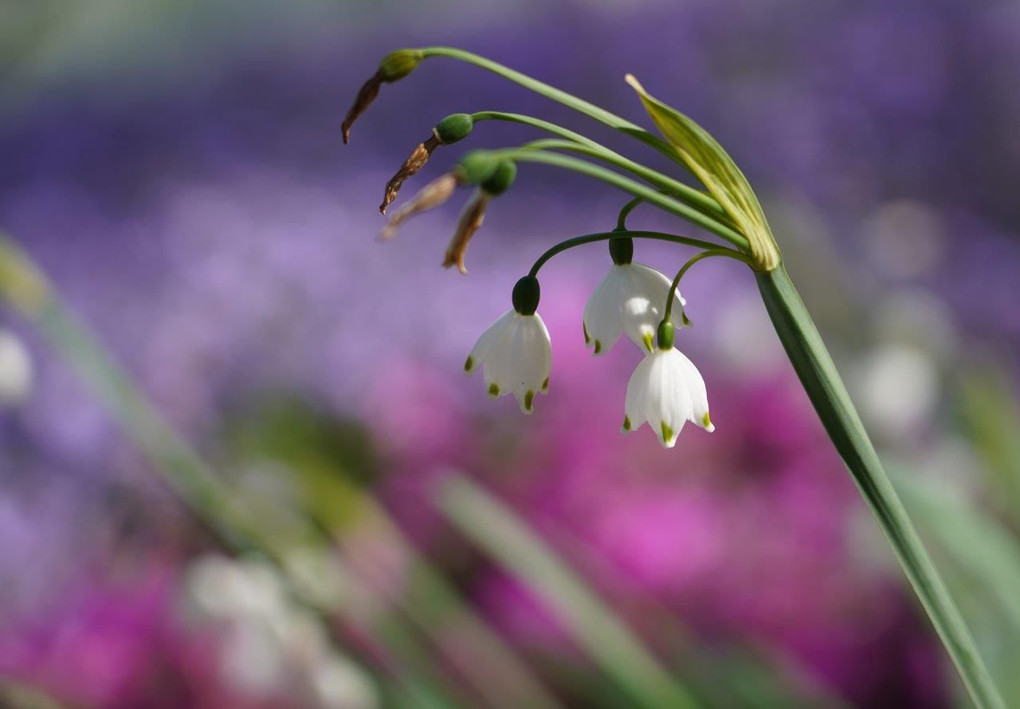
[622,323,714,448]
[583,257,687,355]
[465,276,551,414]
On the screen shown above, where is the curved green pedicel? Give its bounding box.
[471,112,732,227]
[526,229,730,279]
[494,149,749,251]
[422,47,703,174]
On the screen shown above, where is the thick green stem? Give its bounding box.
[757,265,1005,709]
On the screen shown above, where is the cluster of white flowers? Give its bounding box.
[182,554,378,709]
[466,245,714,448]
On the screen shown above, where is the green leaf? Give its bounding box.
[626,75,780,270]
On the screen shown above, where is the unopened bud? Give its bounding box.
[381,173,459,241]
[454,151,500,186]
[378,49,423,82]
[341,49,424,145]
[480,160,516,196]
[434,114,474,145]
[380,135,441,214]
[443,192,490,275]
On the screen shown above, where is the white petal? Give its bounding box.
[618,263,687,352]
[465,309,515,374]
[644,350,692,447]
[622,353,654,433]
[582,268,625,355]
[673,349,714,432]
[511,314,551,413]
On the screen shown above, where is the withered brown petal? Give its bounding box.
[380,173,459,241]
[341,71,383,145]
[380,136,441,214]
[443,193,489,275]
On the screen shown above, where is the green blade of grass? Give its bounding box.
[434,474,700,709]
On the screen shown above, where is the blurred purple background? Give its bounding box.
[1,1,1019,707]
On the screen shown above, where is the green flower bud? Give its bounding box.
[656,320,675,350]
[480,160,517,196]
[434,114,474,145]
[378,49,424,82]
[512,275,541,316]
[609,235,634,265]
[455,151,500,186]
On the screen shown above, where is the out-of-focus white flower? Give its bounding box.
[180,554,379,708]
[622,337,714,448]
[583,262,686,355]
[0,329,32,406]
[312,656,380,709]
[185,555,286,621]
[855,343,939,438]
[465,276,551,414]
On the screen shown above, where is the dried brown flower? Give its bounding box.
[380,135,442,214]
[380,173,459,241]
[443,193,490,275]
[341,71,383,145]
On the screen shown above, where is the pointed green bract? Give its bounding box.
[625,75,780,271]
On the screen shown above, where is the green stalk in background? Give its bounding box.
[435,475,700,709]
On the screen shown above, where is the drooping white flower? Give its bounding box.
[622,341,714,448]
[465,275,551,414]
[465,309,551,414]
[583,262,687,355]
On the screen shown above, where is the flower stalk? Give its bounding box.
[757,265,1005,709]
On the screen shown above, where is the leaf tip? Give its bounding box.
[624,74,645,94]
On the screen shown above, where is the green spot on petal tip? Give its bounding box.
[594,339,602,355]
[583,322,590,345]
[464,356,473,372]
[524,390,534,411]
[642,332,654,352]
[660,421,674,443]
[703,412,715,431]
[541,377,549,392]
[488,383,500,397]
[623,415,631,431]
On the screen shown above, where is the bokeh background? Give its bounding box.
[2,1,1020,707]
